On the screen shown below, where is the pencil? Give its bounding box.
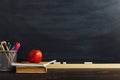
[0,41,13,62]
[0,44,11,63]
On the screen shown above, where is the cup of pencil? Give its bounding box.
[0,50,17,71]
[0,41,20,71]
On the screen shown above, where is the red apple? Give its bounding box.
[27,49,42,63]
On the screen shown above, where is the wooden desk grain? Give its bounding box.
[1,64,120,80]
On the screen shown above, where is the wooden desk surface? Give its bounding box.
[1,63,120,80]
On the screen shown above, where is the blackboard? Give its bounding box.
[0,0,120,63]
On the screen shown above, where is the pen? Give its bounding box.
[8,42,12,50]
[12,42,20,61]
[13,42,20,51]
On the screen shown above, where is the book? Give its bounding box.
[12,60,56,73]
[15,66,47,73]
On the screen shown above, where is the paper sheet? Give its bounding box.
[11,60,56,67]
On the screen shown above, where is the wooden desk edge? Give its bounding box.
[46,64,120,69]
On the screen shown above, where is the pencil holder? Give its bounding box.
[0,50,17,71]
